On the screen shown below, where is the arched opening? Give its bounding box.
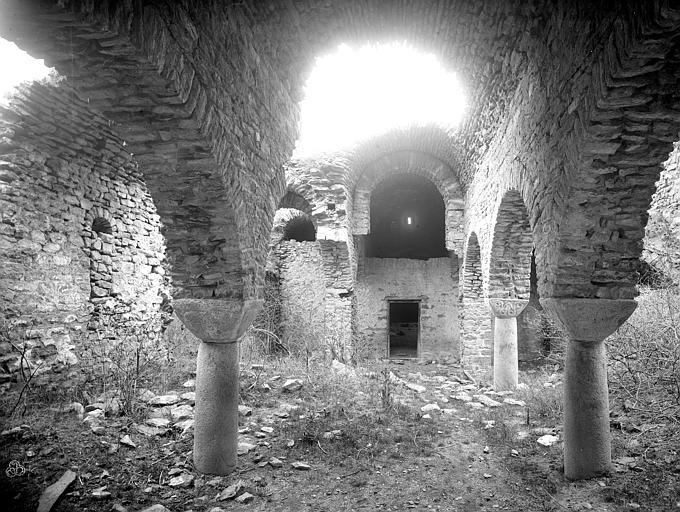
[366,173,446,259]
[459,232,492,368]
[487,190,542,373]
[283,215,316,242]
[462,233,482,301]
[489,190,533,299]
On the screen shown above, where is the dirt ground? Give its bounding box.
[1,359,678,512]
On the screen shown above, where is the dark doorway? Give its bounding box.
[388,300,419,358]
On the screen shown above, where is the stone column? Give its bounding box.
[541,298,637,480]
[174,298,262,475]
[488,298,528,390]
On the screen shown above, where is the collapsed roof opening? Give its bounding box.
[294,42,466,158]
[366,174,446,259]
[283,215,316,242]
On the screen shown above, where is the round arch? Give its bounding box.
[461,232,483,301]
[488,190,534,299]
[279,190,314,217]
[351,149,464,253]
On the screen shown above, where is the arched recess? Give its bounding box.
[279,191,314,217]
[459,232,492,368]
[270,208,316,246]
[366,173,447,259]
[488,190,533,299]
[352,150,464,254]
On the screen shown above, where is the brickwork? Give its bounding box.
[0,80,169,376]
[355,257,459,361]
[465,2,680,305]
[1,0,296,304]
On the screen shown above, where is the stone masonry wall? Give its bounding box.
[460,234,492,369]
[269,238,354,361]
[356,257,459,361]
[273,241,327,356]
[0,80,169,378]
[645,142,680,283]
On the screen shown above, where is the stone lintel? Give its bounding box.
[488,298,529,318]
[540,298,637,342]
[173,298,263,343]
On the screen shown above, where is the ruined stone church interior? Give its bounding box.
[1,0,680,509]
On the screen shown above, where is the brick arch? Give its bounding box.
[351,150,464,253]
[542,4,680,300]
[461,232,483,301]
[488,190,534,299]
[0,1,291,302]
[279,190,314,217]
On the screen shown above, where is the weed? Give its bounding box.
[607,285,680,423]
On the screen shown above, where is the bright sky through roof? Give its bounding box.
[294,42,466,158]
[0,38,52,103]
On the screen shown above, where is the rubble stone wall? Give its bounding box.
[645,143,680,282]
[355,257,459,361]
[0,80,169,378]
[460,233,492,368]
[273,241,328,356]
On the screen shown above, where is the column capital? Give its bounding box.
[173,298,263,343]
[488,298,529,318]
[540,298,637,342]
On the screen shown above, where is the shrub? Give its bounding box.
[607,285,680,422]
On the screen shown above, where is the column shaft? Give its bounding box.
[564,339,610,479]
[194,341,239,475]
[493,316,519,390]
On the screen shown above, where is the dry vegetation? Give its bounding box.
[0,286,679,511]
